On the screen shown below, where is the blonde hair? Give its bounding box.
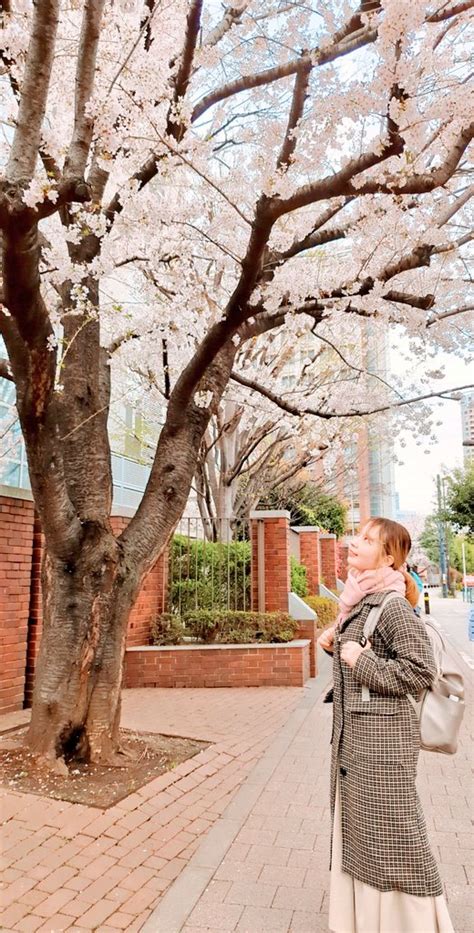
[364,517,419,608]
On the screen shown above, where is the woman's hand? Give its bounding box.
[340,640,371,668]
[318,624,336,654]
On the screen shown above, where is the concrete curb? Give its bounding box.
[140,654,331,932]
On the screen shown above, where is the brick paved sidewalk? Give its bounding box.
[147,657,473,933]
[0,687,304,932]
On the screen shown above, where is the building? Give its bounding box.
[461,390,474,464]
[0,343,157,508]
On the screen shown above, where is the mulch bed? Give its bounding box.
[0,726,209,808]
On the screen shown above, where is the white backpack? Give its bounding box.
[363,592,466,755]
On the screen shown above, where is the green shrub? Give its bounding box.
[182,609,298,644]
[151,613,185,645]
[170,535,251,614]
[303,595,338,628]
[290,556,308,597]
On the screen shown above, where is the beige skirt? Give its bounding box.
[329,777,454,933]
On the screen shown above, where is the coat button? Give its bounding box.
[340,766,347,777]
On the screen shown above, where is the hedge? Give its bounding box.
[170,534,251,614]
[151,609,298,646]
[151,613,186,646]
[290,556,308,597]
[303,595,339,627]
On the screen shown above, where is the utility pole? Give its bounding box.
[462,540,467,602]
[437,474,448,598]
[440,475,452,593]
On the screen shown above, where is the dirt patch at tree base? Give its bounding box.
[0,727,210,808]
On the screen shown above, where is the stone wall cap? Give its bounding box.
[249,509,291,520]
[111,504,136,518]
[290,525,322,533]
[288,592,317,620]
[126,640,310,652]
[318,532,337,539]
[0,484,34,502]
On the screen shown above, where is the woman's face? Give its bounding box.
[348,523,393,573]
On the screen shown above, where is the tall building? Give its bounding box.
[460,390,474,464]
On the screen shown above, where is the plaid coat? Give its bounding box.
[330,591,443,896]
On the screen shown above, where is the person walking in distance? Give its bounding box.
[319,517,454,933]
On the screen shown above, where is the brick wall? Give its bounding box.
[0,496,170,712]
[0,493,35,714]
[124,640,311,689]
[250,511,290,613]
[111,515,168,647]
[295,619,319,677]
[24,516,44,707]
[319,533,338,591]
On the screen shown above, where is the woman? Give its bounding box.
[319,517,453,933]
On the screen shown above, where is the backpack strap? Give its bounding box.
[361,591,403,703]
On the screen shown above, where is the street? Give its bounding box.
[425,592,474,671]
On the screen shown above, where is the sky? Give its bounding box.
[393,349,472,516]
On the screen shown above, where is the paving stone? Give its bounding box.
[187,901,244,930]
[273,884,325,912]
[235,904,293,932]
[224,880,277,908]
[2,665,471,933]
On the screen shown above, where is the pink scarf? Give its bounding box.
[337,567,406,626]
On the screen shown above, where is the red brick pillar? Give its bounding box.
[0,490,35,714]
[319,533,338,591]
[250,510,290,613]
[337,539,350,583]
[292,526,320,594]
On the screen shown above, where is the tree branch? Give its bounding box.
[63,0,106,179]
[276,60,312,171]
[269,127,404,221]
[202,2,249,49]
[169,0,203,141]
[347,122,474,197]
[427,305,474,327]
[231,372,474,420]
[428,0,474,22]
[6,0,59,183]
[0,356,14,381]
[191,27,376,124]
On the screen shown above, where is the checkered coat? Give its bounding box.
[330,591,443,896]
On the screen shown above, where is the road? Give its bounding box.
[424,591,474,671]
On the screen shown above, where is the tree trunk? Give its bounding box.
[26,524,140,768]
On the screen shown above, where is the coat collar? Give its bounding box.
[339,590,395,631]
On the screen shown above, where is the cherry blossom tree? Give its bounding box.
[0,0,473,770]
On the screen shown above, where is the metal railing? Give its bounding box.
[168,516,251,616]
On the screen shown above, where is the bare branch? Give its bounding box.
[270,131,404,220]
[202,2,249,49]
[428,0,474,22]
[231,372,474,420]
[427,305,474,327]
[169,0,203,141]
[311,330,404,398]
[276,61,312,171]
[347,123,474,197]
[0,356,14,381]
[383,290,435,310]
[6,0,60,183]
[435,184,473,227]
[64,0,106,179]
[191,27,376,124]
